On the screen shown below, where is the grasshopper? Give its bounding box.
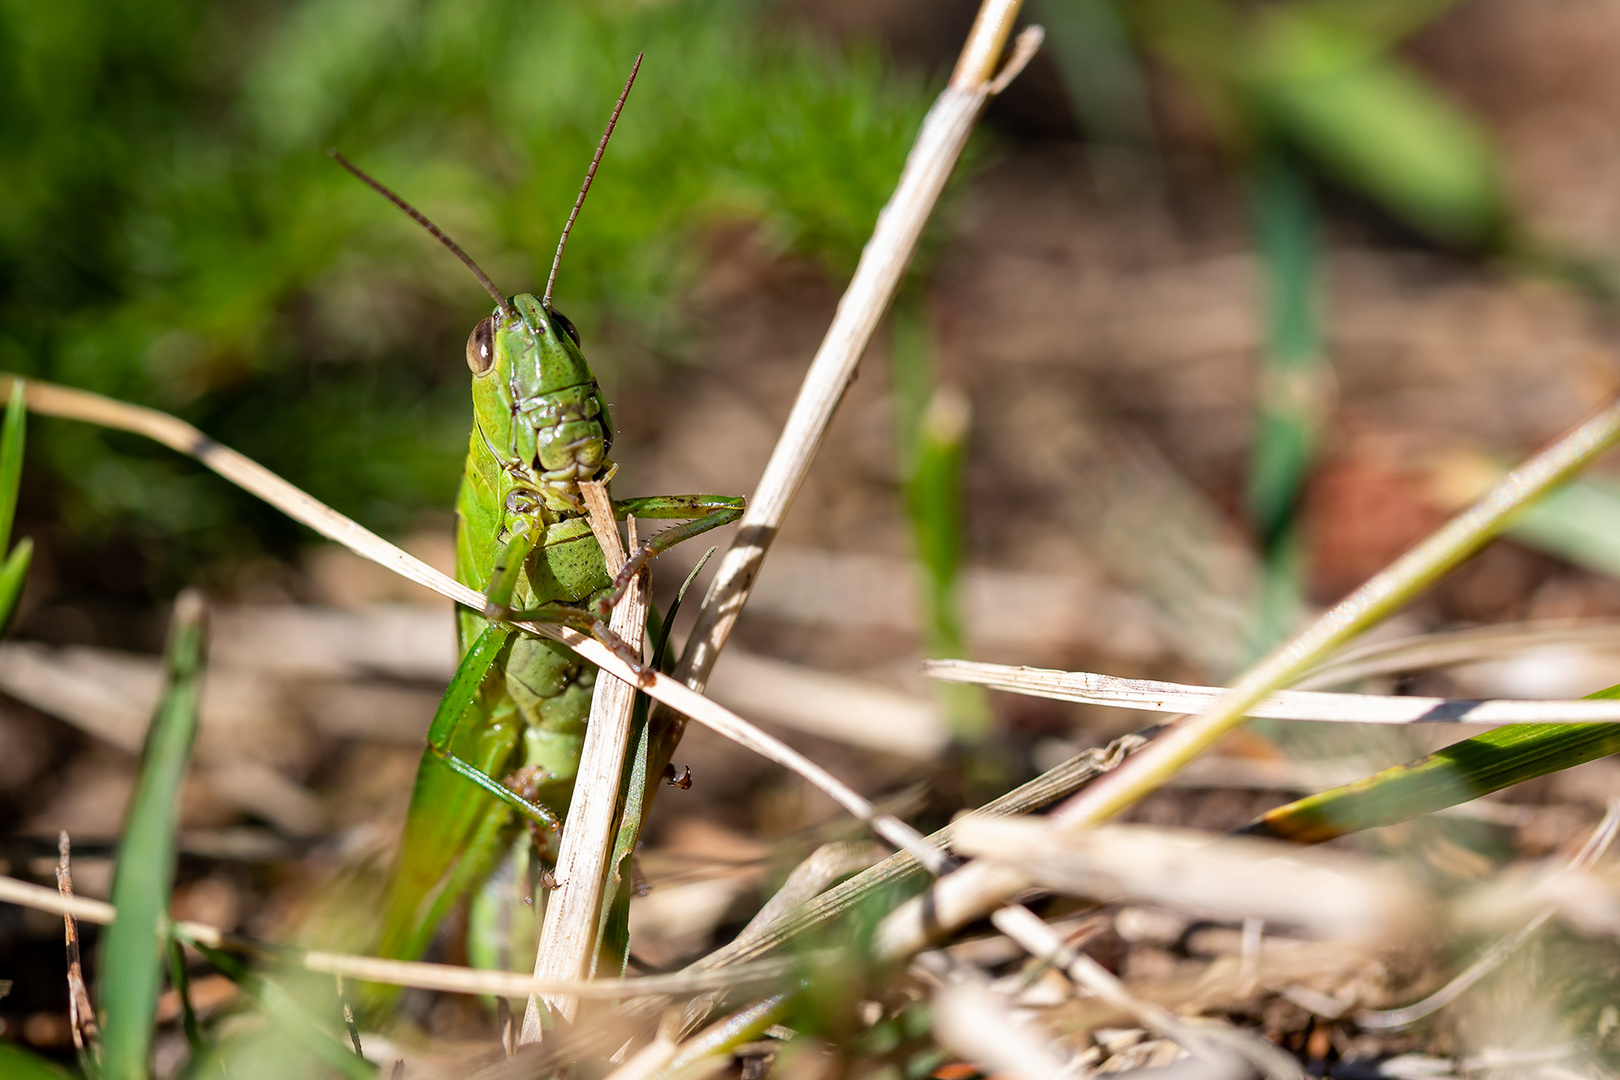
[334,62,744,967]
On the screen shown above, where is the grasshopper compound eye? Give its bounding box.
[467,316,497,375]
[550,308,581,349]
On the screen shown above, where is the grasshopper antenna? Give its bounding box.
[543,53,642,311]
[329,149,515,320]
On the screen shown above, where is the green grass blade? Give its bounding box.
[890,299,991,744]
[1246,149,1324,652]
[1246,685,1620,843]
[1038,0,1161,188]
[595,705,651,979]
[100,590,207,1080]
[1494,471,1620,581]
[1288,0,1462,46]
[0,1043,72,1080]
[0,537,33,638]
[168,939,203,1056]
[1249,10,1506,245]
[0,377,25,556]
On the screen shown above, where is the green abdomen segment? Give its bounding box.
[505,634,596,807]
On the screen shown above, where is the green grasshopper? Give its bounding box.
[333,64,744,967]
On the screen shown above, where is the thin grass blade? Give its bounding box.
[0,538,33,638]
[0,379,30,636]
[1247,685,1620,843]
[99,590,207,1080]
[1037,0,1160,182]
[0,377,24,555]
[168,939,203,1055]
[598,546,723,978]
[891,300,990,743]
[1246,149,1323,651]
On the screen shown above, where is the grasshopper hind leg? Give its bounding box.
[427,744,566,833]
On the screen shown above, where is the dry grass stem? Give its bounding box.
[709,651,945,758]
[987,905,1237,1066]
[0,873,805,1000]
[524,490,646,1039]
[0,376,949,874]
[1296,619,1620,690]
[2,874,224,947]
[678,734,1147,981]
[660,993,791,1077]
[928,659,1620,726]
[954,819,1421,940]
[930,981,1073,1080]
[55,832,99,1054]
[681,734,1150,1000]
[599,1034,680,1080]
[679,840,882,1035]
[878,394,1620,962]
[296,951,813,1003]
[4,379,452,606]
[949,0,1023,89]
[675,0,1033,690]
[582,475,629,568]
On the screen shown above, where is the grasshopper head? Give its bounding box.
[467,294,612,516]
[466,293,592,394]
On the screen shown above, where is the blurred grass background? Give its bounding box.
[7,0,1613,638]
[0,0,934,594]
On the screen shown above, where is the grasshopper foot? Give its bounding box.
[592,620,654,686]
[590,538,661,622]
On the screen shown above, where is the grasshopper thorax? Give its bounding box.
[469,293,613,519]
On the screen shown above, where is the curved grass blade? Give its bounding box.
[100,590,206,1080]
[0,539,33,639]
[1245,684,1620,843]
[0,377,25,555]
[1248,8,1506,245]
[0,379,30,636]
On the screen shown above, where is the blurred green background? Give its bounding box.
[0,0,935,593]
[2,0,1613,634]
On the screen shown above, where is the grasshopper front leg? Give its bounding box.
[590,494,745,620]
[486,499,743,674]
[472,516,646,674]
